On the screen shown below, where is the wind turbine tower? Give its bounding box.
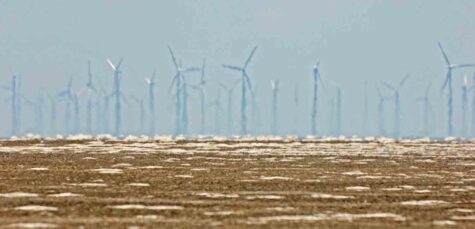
[311,62,323,136]
[219,80,239,136]
[146,70,157,136]
[461,75,468,137]
[107,57,125,137]
[271,80,279,135]
[438,42,475,136]
[381,74,409,138]
[222,46,258,135]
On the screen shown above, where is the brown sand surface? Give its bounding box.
[0,138,474,228]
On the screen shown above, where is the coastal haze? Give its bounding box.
[0,0,474,137]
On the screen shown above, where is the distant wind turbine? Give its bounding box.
[461,75,469,137]
[311,62,323,136]
[471,70,475,137]
[293,84,300,136]
[270,80,279,135]
[209,87,223,135]
[145,69,157,136]
[362,81,368,136]
[219,80,240,136]
[167,46,200,136]
[47,94,57,135]
[106,57,125,136]
[1,74,20,135]
[131,95,145,134]
[415,83,432,136]
[335,87,342,136]
[58,78,74,136]
[376,85,390,136]
[381,74,410,138]
[81,61,97,135]
[222,46,258,135]
[438,42,475,136]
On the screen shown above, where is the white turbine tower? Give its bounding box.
[376,85,390,136]
[219,80,240,136]
[131,95,145,134]
[311,62,323,136]
[381,74,410,138]
[438,42,475,136]
[461,75,469,137]
[58,78,74,136]
[167,46,200,136]
[48,94,57,136]
[81,61,97,135]
[416,83,432,136]
[335,87,342,136]
[209,87,223,135]
[106,57,125,137]
[270,80,279,136]
[293,84,300,136]
[222,46,258,135]
[145,70,157,136]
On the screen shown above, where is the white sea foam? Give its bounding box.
[0,192,39,198]
[14,205,58,211]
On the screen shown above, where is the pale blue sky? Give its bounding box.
[0,0,474,137]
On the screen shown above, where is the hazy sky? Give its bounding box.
[0,0,474,137]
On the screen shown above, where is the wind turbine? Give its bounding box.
[219,80,240,136]
[335,87,342,136]
[381,74,410,138]
[438,42,475,136]
[47,94,57,136]
[145,69,157,136]
[311,62,323,136]
[167,46,200,136]
[197,59,207,134]
[376,85,391,136]
[222,46,258,135]
[58,78,74,136]
[131,95,145,134]
[293,84,300,136]
[471,70,475,137]
[270,80,279,135]
[209,87,223,135]
[81,61,97,135]
[106,57,125,136]
[461,75,469,137]
[34,90,45,135]
[3,74,20,136]
[415,83,432,136]
[362,81,368,136]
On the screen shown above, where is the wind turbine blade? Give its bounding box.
[440,72,450,93]
[88,60,92,78]
[452,64,475,69]
[106,58,116,71]
[201,59,205,83]
[438,42,451,66]
[183,67,201,72]
[151,69,157,83]
[222,64,243,72]
[244,46,258,68]
[218,82,229,91]
[167,46,179,70]
[271,80,276,89]
[425,83,431,97]
[145,78,151,85]
[231,79,240,91]
[398,74,410,89]
[244,72,254,97]
[168,73,179,94]
[380,82,396,92]
[116,57,124,70]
